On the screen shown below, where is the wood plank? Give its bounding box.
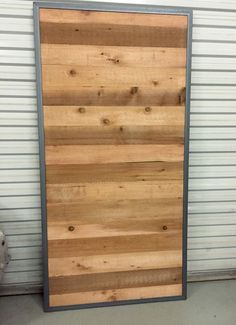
[41,44,187,68]
[40,22,187,47]
[42,66,186,89]
[44,125,184,145]
[43,106,185,126]
[48,233,182,258]
[49,268,182,294]
[47,198,183,222]
[47,216,182,240]
[46,162,184,184]
[40,9,187,29]
[46,180,183,203]
[42,86,186,106]
[45,144,184,165]
[48,251,182,277]
[49,284,182,306]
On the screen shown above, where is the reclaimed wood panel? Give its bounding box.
[38,7,189,309]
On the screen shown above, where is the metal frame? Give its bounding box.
[33,0,192,312]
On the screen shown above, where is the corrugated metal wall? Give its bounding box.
[1,0,236,293]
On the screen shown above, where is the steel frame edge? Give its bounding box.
[33,0,192,312]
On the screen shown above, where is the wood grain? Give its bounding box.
[39,7,188,308]
[46,180,183,203]
[48,233,182,258]
[48,251,182,277]
[42,86,186,106]
[46,162,184,183]
[42,66,186,88]
[49,268,182,294]
[41,44,186,68]
[45,144,184,165]
[47,198,183,222]
[43,106,185,126]
[40,9,187,29]
[40,22,187,47]
[49,284,182,306]
[44,125,184,145]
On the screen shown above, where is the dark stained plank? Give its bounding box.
[46,162,184,184]
[48,233,182,258]
[40,22,187,48]
[49,268,182,294]
[47,198,183,222]
[44,125,184,145]
[42,86,186,106]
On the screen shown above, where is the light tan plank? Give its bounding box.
[48,251,182,277]
[43,106,185,127]
[42,66,186,89]
[47,214,182,240]
[40,9,187,29]
[41,44,186,68]
[49,284,182,306]
[45,144,184,165]
[46,180,183,203]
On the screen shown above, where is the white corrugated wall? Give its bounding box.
[1,0,236,294]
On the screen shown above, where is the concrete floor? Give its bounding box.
[0,280,236,325]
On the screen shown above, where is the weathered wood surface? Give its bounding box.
[39,7,188,308]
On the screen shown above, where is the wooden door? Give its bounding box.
[35,4,191,310]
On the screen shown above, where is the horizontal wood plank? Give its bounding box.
[40,21,187,48]
[48,215,182,240]
[42,86,186,106]
[45,144,184,165]
[48,233,182,258]
[49,267,182,294]
[44,125,184,145]
[46,180,183,203]
[47,198,183,222]
[46,162,184,184]
[41,44,186,68]
[42,66,186,88]
[48,251,182,277]
[40,9,187,29]
[49,284,182,306]
[43,106,185,126]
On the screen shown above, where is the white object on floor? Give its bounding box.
[0,229,10,282]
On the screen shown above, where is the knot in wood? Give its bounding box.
[78,107,85,113]
[145,106,152,113]
[103,118,110,125]
[69,69,76,76]
[68,226,75,232]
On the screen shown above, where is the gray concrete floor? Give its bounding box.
[0,280,236,325]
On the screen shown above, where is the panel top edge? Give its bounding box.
[33,1,193,17]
